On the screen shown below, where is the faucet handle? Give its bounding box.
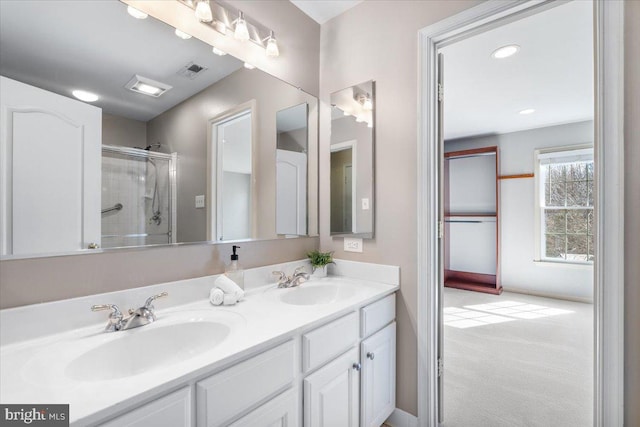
[91,304,122,317]
[143,292,168,310]
[294,266,307,275]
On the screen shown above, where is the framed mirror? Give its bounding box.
[330,81,375,238]
[0,0,318,258]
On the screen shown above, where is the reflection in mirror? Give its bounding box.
[0,0,318,258]
[276,103,309,236]
[330,81,375,238]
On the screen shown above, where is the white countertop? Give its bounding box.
[0,269,398,425]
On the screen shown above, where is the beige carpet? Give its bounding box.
[442,288,593,427]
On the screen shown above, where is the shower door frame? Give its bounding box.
[102,145,178,245]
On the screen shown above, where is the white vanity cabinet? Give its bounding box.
[94,291,397,427]
[360,322,396,427]
[98,387,191,427]
[303,347,361,427]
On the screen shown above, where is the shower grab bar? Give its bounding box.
[101,203,123,214]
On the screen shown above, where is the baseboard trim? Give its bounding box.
[385,408,418,427]
[502,286,593,304]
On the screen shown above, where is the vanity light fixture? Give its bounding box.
[72,90,99,102]
[195,0,213,22]
[212,47,227,56]
[234,11,250,42]
[125,75,172,98]
[177,0,280,58]
[491,44,520,59]
[244,62,256,70]
[264,31,280,57]
[127,6,148,20]
[175,29,193,39]
[519,108,536,115]
[360,93,373,110]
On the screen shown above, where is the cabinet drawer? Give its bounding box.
[360,293,395,338]
[99,387,191,427]
[228,388,298,427]
[196,340,295,427]
[302,312,358,373]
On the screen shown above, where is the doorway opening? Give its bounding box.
[417,1,625,426]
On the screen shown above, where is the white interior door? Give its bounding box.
[0,76,101,255]
[276,149,307,235]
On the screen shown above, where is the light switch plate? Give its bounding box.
[361,198,370,210]
[344,237,363,253]
[195,195,205,208]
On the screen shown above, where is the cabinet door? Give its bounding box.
[229,388,298,427]
[303,347,359,427]
[361,322,396,427]
[99,387,191,427]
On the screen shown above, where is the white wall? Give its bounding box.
[445,121,594,301]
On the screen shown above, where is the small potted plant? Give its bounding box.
[307,250,334,278]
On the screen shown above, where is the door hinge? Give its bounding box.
[438,358,444,377]
[438,83,444,102]
[437,220,444,239]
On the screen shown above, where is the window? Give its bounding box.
[537,147,594,263]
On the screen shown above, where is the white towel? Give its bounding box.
[222,293,238,306]
[209,288,224,306]
[215,275,245,300]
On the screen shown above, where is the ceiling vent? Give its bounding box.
[177,62,209,80]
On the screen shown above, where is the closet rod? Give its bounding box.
[498,173,534,180]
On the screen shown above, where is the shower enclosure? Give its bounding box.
[101,145,177,248]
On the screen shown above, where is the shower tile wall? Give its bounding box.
[101,153,171,248]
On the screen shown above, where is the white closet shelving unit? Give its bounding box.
[444,146,502,294]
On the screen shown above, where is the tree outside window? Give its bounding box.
[538,148,594,263]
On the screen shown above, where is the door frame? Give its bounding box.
[331,140,358,234]
[416,1,624,426]
[206,100,257,242]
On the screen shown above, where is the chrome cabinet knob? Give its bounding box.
[352,362,361,371]
[367,352,375,360]
[88,243,100,249]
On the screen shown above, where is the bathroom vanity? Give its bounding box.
[0,260,398,426]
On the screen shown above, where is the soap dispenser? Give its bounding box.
[225,245,245,288]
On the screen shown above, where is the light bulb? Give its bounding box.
[367,121,373,128]
[127,6,148,19]
[212,47,227,56]
[244,62,256,70]
[195,0,213,23]
[355,115,365,123]
[362,95,373,111]
[265,31,279,57]
[234,11,250,42]
[174,29,192,40]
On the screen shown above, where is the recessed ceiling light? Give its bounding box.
[72,90,99,102]
[127,6,148,20]
[491,44,520,59]
[244,62,256,70]
[125,75,172,98]
[519,108,536,115]
[174,29,192,40]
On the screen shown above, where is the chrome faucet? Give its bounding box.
[91,292,168,332]
[272,266,310,288]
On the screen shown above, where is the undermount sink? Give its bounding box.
[66,320,230,381]
[277,282,357,306]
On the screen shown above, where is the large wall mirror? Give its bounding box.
[0,0,318,258]
[330,81,375,238]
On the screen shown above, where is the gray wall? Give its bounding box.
[624,1,640,424]
[319,0,639,420]
[102,113,147,149]
[0,0,321,310]
[445,121,594,301]
[146,67,318,242]
[319,0,483,415]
